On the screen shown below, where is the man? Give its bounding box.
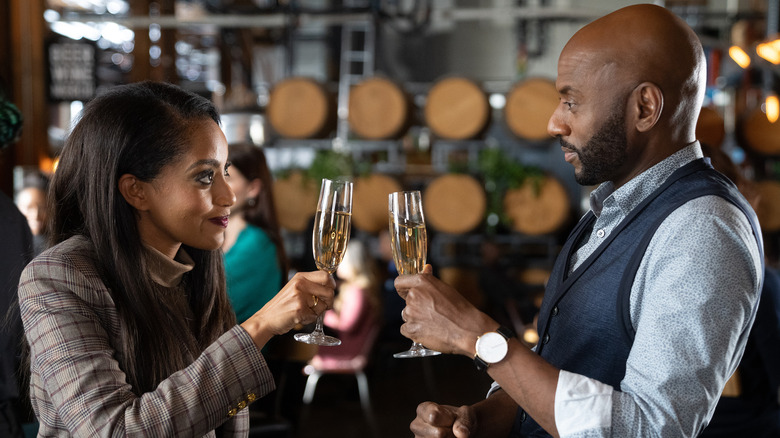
[0,190,31,438]
[0,86,32,438]
[396,4,763,437]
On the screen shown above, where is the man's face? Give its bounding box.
[548,43,635,187]
[16,186,47,235]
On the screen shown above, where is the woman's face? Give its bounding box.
[136,120,235,257]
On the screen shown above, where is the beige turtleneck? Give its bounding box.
[144,244,195,288]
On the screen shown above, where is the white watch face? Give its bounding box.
[476,332,508,364]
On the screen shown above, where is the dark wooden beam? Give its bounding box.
[4,0,48,196]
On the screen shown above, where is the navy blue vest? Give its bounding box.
[511,159,764,437]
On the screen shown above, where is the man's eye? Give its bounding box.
[197,170,214,185]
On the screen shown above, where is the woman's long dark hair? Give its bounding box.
[48,81,236,394]
[228,143,289,283]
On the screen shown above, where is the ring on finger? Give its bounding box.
[312,295,319,308]
[401,308,406,322]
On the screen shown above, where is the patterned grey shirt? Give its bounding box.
[553,142,763,437]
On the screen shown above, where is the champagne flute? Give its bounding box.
[295,178,353,346]
[389,191,441,358]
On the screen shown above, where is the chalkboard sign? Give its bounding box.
[47,40,96,102]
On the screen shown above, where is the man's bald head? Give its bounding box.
[563,4,706,139]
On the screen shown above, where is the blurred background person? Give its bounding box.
[307,239,382,372]
[0,84,32,438]
[300,239,383,436]
[699,143,780,437]
[223,143,288,324]
[14,171,50,257]
[222,142,304,434]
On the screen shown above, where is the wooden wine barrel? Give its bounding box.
[695,106,726,147]
[348,77,411,140]
[423,174,487,233]
[267,77,335,139]
[742,106,780,155]
[424,77,490,140]
[503,176,570,235]
[504,77,558,141]
[271,171,318,232]
[518,267,551,286]
[351,173,403,233]
[755,180,780,232]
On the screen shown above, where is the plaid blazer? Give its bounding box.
[18,235,275,437]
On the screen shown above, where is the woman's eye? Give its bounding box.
[563,101,574,109]
[196,170,215,185]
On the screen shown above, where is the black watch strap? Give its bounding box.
[474,326,515,371]
[474,355,490,371]
[496,325,515,339]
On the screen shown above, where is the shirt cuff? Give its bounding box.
[487,380,502,398]
[555,370,613,435]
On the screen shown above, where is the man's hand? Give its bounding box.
[394,264,496,356]
[410,402,477,438]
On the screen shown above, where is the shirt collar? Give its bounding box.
[144,244,195,288]
[589,142,703,217]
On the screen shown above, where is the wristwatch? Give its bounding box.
[474,326,514,371]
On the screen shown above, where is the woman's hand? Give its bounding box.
[241,271,335,349]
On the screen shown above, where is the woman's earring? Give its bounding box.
[247,198,256,207]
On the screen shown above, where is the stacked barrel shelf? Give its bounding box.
[261,72,780,341]
[260,73,573,339]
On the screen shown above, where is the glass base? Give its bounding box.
[393,345,441,358]
[294,331,342,346]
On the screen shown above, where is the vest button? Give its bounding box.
[520,411,527,422]
[552,306,559,316]
[542,333,550,344]
[597,228,605,238]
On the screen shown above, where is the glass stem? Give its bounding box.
[313,313,325,334]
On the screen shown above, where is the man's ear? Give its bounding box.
[631,82,663,133]
[118,174,149,211]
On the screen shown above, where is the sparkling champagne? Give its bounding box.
[389,218,427,274]
[313,210,351,274]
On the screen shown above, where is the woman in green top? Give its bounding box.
[223,143,288,323]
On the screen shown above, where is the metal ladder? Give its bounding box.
[334,15,375,150]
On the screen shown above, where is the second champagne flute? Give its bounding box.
[294,178,352,346]
[389,190,441,358]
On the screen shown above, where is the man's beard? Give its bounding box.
[561,111,628,186]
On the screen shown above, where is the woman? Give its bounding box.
[17,81,334,436]
[223,143,287,323]
[308,239,381,371]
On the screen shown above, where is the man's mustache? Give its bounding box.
[559,138,578,153]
